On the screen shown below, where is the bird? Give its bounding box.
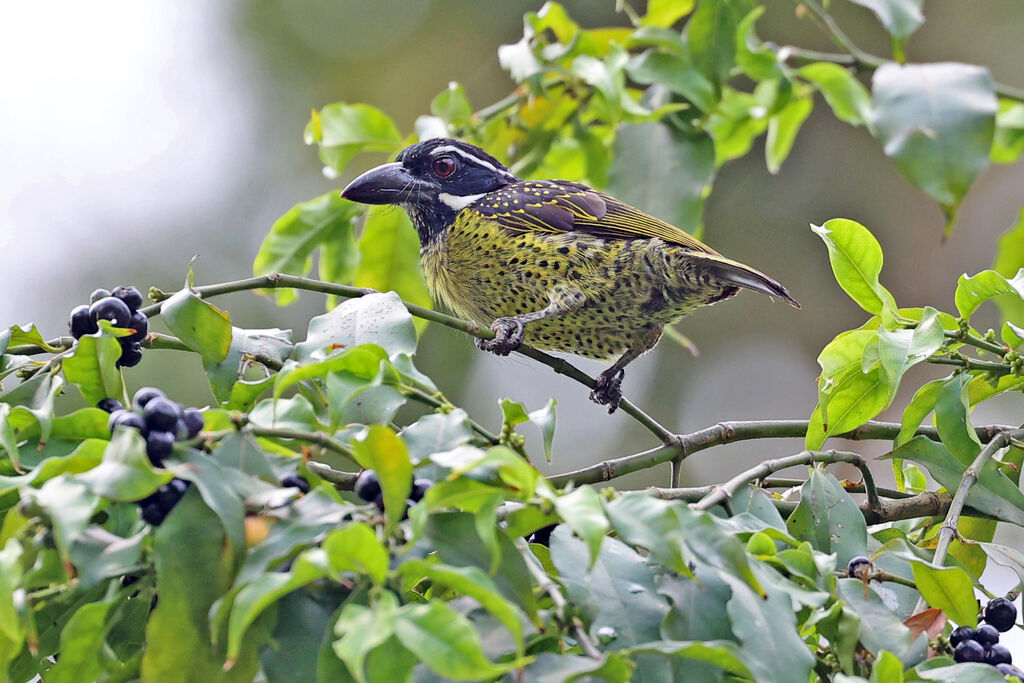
[341,138,799,412]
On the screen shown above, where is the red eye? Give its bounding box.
[433,156,457,177]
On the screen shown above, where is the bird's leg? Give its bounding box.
[590,326,662,413]
[477,289,585,356]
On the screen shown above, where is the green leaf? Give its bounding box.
[252,193,361,306]
[323,523,388,585]
[766,94,812,174]
[68,527,145,589]
[354,207,431,331]
[351,425,411,533]
[62,333,124,406]
[979,541,1024,591]
[552,486,608,567]
[735,7,780,81]
[837,579,912,657]
[0,324,58,354]
[884,437,1024,525]
[723,573,815,683]
[799,62,873,127]
[551,527,667,648]
[992,99,1024,164]
[954,268,1024,320]
[896,378,947,446]
[643,0,694,27]
[45,601,113,683]
[870,650,904,683]
[811,219,897,317]
[305,103,402,174]
[870,63,997,223]
[607,122,714,233]
[333,594,399,683]
[916,663,1009,682]
[0,405,17,470]
[293,292,417,367]
[910,563,977,627]
[393,601,518,681]
[686,0,754,90]
[786,467,868,566]
[875,307,945,396]
[224,550,330,664]
[528,399,557,463]
[400,410,474,461]
[934,374,983,465]
[204,327,293,407]
[248,394,322,432]
[849,0,924,39]
[399,559,525,652]
[626,51,714,113]
[162,289,232,364]
[275,344,388,400]
[77,429,172,501]
[431,81,472,126]
[141,492,262,680]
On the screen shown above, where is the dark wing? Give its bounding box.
[472,180,718,255]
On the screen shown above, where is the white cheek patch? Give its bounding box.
[438,192,486,211]
[430,145,517,180]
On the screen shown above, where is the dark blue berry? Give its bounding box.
[410,478,432,502]
[108,410,146,435]
[975,623,1000,647]
[112,286,144,312]
[69,304,97,338]
[984,597,1017,632]
[124,311,148,343]
[181,408,204,438]
[144,398,182,432]
[373,493,385,513]
[987,643,1013,666]
[354,470,381,502]
[97,398,123,413]
[953,639,986,663]
[146,430,175,465]
[949,625,976,648]
[280,473,311,493]
[527,524,556,547]
[89,288,112,304]
[132,387,165,411]
[847,555,871,577]
[89,297,132,329]
[140,502,168,526]
[117,342,143,368]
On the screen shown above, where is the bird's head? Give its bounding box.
[341,138,519,244]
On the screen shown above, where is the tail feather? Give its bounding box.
[697,255,801,309]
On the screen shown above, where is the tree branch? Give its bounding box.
[548,419,1015,488]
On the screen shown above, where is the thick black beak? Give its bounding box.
[341,162,433,205]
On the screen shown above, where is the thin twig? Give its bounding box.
[692,450,866,511]
[306,461,357,489]
[515,540,602,659]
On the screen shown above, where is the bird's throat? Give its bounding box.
[403,202,457,246]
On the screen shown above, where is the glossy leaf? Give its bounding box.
[875,307,944,396]
[686,0,755,89]
[204,327,293,407]
[252,193,361,306]
[766,95,812,174]
[305,103,402,174]
[910,562,976,627]
[934,374,982,465]
[811,219,897,317]
[786,467,868,566]
[77,429,172,502]
[161,289,232,365]
[643,0,694,27]
[293,290,416,363]
[62,333,124,406]
[351,425,411,533]
[837,579,912,656]
[849,0,924,39]
[871,63,997,221]
[552,485,608,566]
[332,594,399,683]
[323,523,388,585]
[400,409,474,461]
[44,600,112,683]
[799,62,873,127]
[954,268,1024,320]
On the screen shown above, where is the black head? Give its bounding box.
[341,138,518,243]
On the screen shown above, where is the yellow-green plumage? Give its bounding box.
[341,139,798,410]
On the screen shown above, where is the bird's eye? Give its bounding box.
[433,155,457,178]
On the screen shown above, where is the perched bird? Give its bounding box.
[342,138,799,411]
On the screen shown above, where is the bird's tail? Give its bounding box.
[695,254,801,308]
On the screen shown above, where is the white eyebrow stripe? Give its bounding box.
[429,145,516,178]
[438,192,486,211]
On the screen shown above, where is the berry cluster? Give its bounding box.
[949,597,1020,679]
[353,470,432,515]
[69,286,148,368]
[101,387,203,467]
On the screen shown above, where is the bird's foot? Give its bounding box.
[476,317,525,356]
[590,368,625,413]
